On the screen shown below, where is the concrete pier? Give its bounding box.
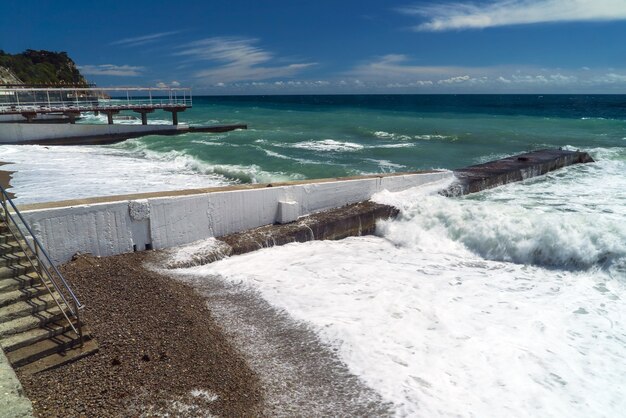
[0,123,248,145]
[441,148,594,196]
[0,86,251,144]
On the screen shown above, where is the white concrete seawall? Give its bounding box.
[20,171,451,264]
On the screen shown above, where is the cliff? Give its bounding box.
[0,66,22,84]
[0,50,87,86]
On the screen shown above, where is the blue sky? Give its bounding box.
[2,0,626,93]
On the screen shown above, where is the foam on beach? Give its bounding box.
[175,148,626,417]
[0,143,302,203]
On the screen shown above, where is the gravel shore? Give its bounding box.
[19,252,263,417]
[18,249,391,417]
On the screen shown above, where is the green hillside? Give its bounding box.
[0,49,87,86]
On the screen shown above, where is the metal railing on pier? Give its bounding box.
[0,86,192,116]
[0,186,83,342]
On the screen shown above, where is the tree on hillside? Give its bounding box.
[0,50,88,86]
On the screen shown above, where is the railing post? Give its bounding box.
[74,300,84,346]
[1,191,5,219]
[0,183,84,341]
[34,244,43,277]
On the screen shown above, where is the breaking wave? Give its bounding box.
[373,131,456,141]
[292,139,364,152]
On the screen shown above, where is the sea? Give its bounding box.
[2,95,625,416]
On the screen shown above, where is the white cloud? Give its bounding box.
[155,81,182,88]
[174,37,315,84]
[350,54,462,80]
[78,64,144,76]
[593,73,626,83]
[438,75,471,84]
[345,55,626,92]
[550,73,578,83]
[401,0,626,31]
[110,31,179,47]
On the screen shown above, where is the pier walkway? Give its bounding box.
[0,87,191,125]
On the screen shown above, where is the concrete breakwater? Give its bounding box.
[166,201,400,268]
[19,149,593,266]
[221,201,398,256]
[441,148,594,196]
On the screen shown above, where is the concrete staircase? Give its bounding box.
[0,221,97,375]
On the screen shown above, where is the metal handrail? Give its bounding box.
[0,186,82,341]
[0,86,192,115]
[0,101,191,116]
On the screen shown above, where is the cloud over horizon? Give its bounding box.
[401,0,626,31]
[78,64,144,76]
[174,37,316,84]
[344,54,626,92]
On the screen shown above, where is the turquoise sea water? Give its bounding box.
[3,94,624,198]
[111,94,626,182]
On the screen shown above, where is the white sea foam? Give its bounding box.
[373,131,395,139]
[165,238,231,269]
[373,131,454,141]
[262,149,292,159]
[363,158,406,172]
[292,139,364,152]
[0,143,302,203]
[78,112,172,125]
[413,134,455,141]
[258,147,321,165]
[174,150,626,417]
[374,194,626,273]
[190,389,219,402]
[371,143,414,149]
[151,389,218,417]
[178,232,625,417]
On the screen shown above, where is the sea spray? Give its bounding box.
[375,194,626,272]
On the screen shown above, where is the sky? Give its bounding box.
[2,0,626,94]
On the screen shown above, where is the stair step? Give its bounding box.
[0,232,17,245]
[0,272,40,292]
[7,328,92,368]
[0,306,65,337]
[0,293,56,324]
[0,285,48,308]
[17,337,99,376]
[0,318,81,353]
[0,251,31,268]
[0,263,37,279]
[0,241,23,256]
